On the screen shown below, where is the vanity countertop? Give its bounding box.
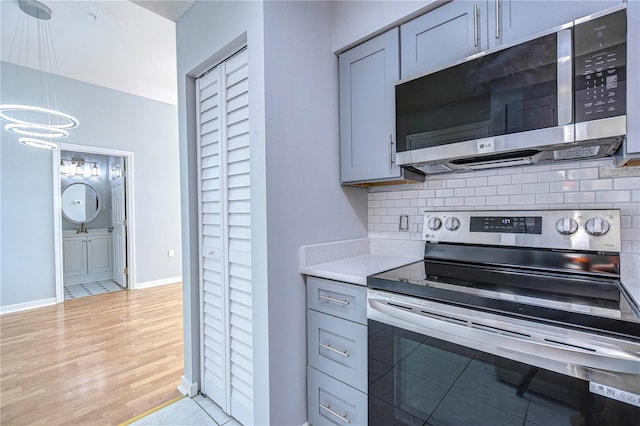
[299,238,424,286]
[62,228,111,236]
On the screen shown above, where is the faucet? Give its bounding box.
[77,223,88,234]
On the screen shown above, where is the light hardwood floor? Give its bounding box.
[1,283,184,425]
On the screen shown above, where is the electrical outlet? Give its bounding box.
[399,215,409,231]
[168,249,175,258]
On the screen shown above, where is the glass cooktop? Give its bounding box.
[368,260,640,340]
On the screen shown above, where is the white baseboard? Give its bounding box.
[177,376,199,397]
[135,276,182,290]
[1,297,57,315]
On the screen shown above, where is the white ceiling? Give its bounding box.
[0,0,190,105]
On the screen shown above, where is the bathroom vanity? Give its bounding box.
[62,229,113,285]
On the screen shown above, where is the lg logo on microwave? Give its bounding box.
[477,140,495,154]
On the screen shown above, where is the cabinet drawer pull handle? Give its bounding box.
[319,343,349,358]
[389,134,394,169]
[319,403,351,423]
[473,2,479,47]
[495,0,500,39]
[319,295,350,305]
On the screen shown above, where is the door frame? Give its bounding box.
[52,143,136,303]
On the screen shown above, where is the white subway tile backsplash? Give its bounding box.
[402,190,418,199]
[426,198,444,207]
[464,197,486,206]
[538,170,566,182]
[581,179,613,191]
[488,175,511,186]
[394,199,411,208]
[486,195,510,205]
[447,179,467,188]
[381,215,396,224]
[410,198,427,207]
[387,207,402,216]
[455,188,475,197]
[595,191,631,203]
[536,193,564,204]
[369,200,381,208]
[418,189,435,198]
[373,192,388,200]
[564,192,595,204]
[476,186,497,196]
[549,181,578,192]
[614,177,640,190]
[474,169,498,177]
[466,177,488,187]
[388,191,403,200]
[633,190,640,202]
[510,195,536,205]
[381,200,395,208]
[373,208,387,216]
[523,183,549,194]
[497,184,522,195]
[427,180,446,189]
[436,188,455,198]
[445,197,464,206]
[512,173,538,184]
[568,168,598,180]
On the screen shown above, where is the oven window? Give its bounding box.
[368,320,639,426]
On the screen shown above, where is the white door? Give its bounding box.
[197,48,253,425]
[110,157,127,287]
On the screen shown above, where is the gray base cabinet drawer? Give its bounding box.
[308,366,367,426]
[307,309,367,392]
[307,277,367,324]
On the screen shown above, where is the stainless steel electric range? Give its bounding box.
[367,209,640,426]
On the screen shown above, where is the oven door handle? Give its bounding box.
[368,298,640,375]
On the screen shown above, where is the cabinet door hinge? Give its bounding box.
[124,268,129,276]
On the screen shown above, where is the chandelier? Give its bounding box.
[0,0,79,150]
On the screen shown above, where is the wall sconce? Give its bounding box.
[111,165,121,179]
[60,160,69,175]
[91,163,99,177]
[75,161,85,176]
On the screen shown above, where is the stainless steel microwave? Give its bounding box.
[396,6,627,173]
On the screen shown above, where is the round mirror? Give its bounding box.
[61,183,101,223]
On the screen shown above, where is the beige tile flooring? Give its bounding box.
[130,395,242,426]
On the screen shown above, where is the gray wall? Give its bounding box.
[263,1,368,423]
[1,61,182,307]
[176,1,368,423]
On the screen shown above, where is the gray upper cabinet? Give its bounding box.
[401,1,486,80]
[494,0,623,46]
[401,0,623,81]
[339,28,402,184]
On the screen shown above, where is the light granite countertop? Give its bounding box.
[299,238,423,286]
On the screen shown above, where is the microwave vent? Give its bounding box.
[553,146,600,160]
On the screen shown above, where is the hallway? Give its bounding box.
[0,283,183,425]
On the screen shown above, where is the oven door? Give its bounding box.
[367,290,640,426]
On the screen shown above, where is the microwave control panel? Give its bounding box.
[574,9,626,122]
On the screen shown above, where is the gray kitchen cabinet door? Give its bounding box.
[339,28,400,183]
[401,1,487,80]
[307,309,368,393]
[307,367,367,426]
[306,277,367,325]
[491,0,623,47]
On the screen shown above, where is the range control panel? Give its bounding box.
[423,210,621,252]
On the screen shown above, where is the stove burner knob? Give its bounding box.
[445,217,460,231]
[585,217,610,236]
[555,217,578,235]
[427,217,442,231]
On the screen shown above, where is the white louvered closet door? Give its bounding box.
[197,48,253,425]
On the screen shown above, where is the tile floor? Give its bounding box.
[131,395,242,426]
[64,280,124,300]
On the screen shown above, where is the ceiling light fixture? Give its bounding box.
[0,0,79,150]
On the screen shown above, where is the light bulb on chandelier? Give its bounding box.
[0,0,79,150]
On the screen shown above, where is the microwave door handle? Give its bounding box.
[368,298,640,374]
[557,29,573,126]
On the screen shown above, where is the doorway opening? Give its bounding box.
[53,144,136,303]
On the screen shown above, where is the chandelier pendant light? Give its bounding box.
[0,0,79,150]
